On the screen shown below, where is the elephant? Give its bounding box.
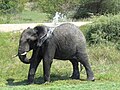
[18,23,95,84]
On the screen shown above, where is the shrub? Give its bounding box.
[38,0,80,16]
[82,14,120,49]
[73,0,120,19]
[0,0,27,15]
[101,0,120,14]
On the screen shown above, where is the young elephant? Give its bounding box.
[18,23,95,84]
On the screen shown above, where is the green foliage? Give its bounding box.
[101,0,120,14]
[38,0,80,16]
[73,0,120,19]
[83,14,120,48]
[0,0,28,15]
[0,0,29,23]
[0,0,16,14]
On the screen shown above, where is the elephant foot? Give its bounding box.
[87,77,95,81]
[44,81,50,84]
[70,74,80,79]
[27,80,34,85]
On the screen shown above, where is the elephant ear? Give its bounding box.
[34,26,49,47]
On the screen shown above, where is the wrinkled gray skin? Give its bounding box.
[18,23,95,84]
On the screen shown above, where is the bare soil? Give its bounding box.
[0,22,91,32]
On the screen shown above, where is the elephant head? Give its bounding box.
[18,26,50,64]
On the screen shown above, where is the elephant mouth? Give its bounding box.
[20,52,27,55]
[18,50,33,64]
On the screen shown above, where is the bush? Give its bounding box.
[101,0,120,14]
[73,0,120,19]
[82,14,120,49]
[0,0,28,23]
[0,0,27,15]
[38,0,80,16]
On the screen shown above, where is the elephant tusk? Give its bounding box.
[12,54,18,58]
[21,52,27,55]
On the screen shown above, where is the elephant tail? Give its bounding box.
[80,63,83,72]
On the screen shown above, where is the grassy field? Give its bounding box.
[0,11,50,24]
[0,32,120,90]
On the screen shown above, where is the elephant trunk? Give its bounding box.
[18,47,30,64]
[18,54,30,64]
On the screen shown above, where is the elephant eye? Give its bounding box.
[31,33,37,37]
[27,39,31,42]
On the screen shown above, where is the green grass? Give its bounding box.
[0,32,120,90]
[1,81,120,90]
[0,11,50,24]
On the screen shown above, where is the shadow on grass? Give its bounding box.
[6,74,74,86]
[6,78,28,86]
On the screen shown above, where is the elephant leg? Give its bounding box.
[28,49,42,84]
[43,45,55,83]
[70,59,80,79]
[77,52,95,81]
[28,59,41,84]
[43,58,53,83]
